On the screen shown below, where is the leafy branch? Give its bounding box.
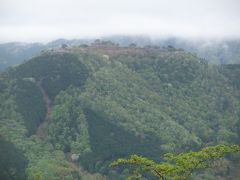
[111,144,240,180]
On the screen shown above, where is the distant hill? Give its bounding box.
[152,37,240,64]
[0,43,239,179]
[0,42,44,71]
[0,39,90,72]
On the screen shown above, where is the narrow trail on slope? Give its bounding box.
[36,78,52,139]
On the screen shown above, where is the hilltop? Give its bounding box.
[1,36,240,72]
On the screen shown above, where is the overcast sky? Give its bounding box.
[0,0,240,43]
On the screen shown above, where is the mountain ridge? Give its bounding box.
[0,45,240,179]
[1,37,240,72]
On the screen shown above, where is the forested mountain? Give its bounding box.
[0,37,240,72]
[0,42,240,179]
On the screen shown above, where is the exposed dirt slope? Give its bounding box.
[36,79,52,139]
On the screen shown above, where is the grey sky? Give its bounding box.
[0,0,240,43]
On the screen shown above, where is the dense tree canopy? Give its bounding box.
[0,44,240,179]
[0,136,28,180]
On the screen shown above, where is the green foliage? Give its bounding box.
[81,109,162,173]
[111,144,240,180]
[11,53,89,99]
[115,53,239,145]
[26,146,81,180]
[0,136,28,180]
[0,76,83,180]
[1,46,240,179]
[80,63,201,153]
[12,78,46,135]
[47,88,91,155]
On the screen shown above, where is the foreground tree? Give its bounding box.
[111,144,240,180]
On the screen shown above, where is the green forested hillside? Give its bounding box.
[0,44,239,179]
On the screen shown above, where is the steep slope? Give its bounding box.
[0,52,91,179]
[0,45,239,179]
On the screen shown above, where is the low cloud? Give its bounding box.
[0,0,240,42]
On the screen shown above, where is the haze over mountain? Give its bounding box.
[1,0,240,179]
[1,0,240,69]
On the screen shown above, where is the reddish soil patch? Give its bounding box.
[36,79,52,139]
